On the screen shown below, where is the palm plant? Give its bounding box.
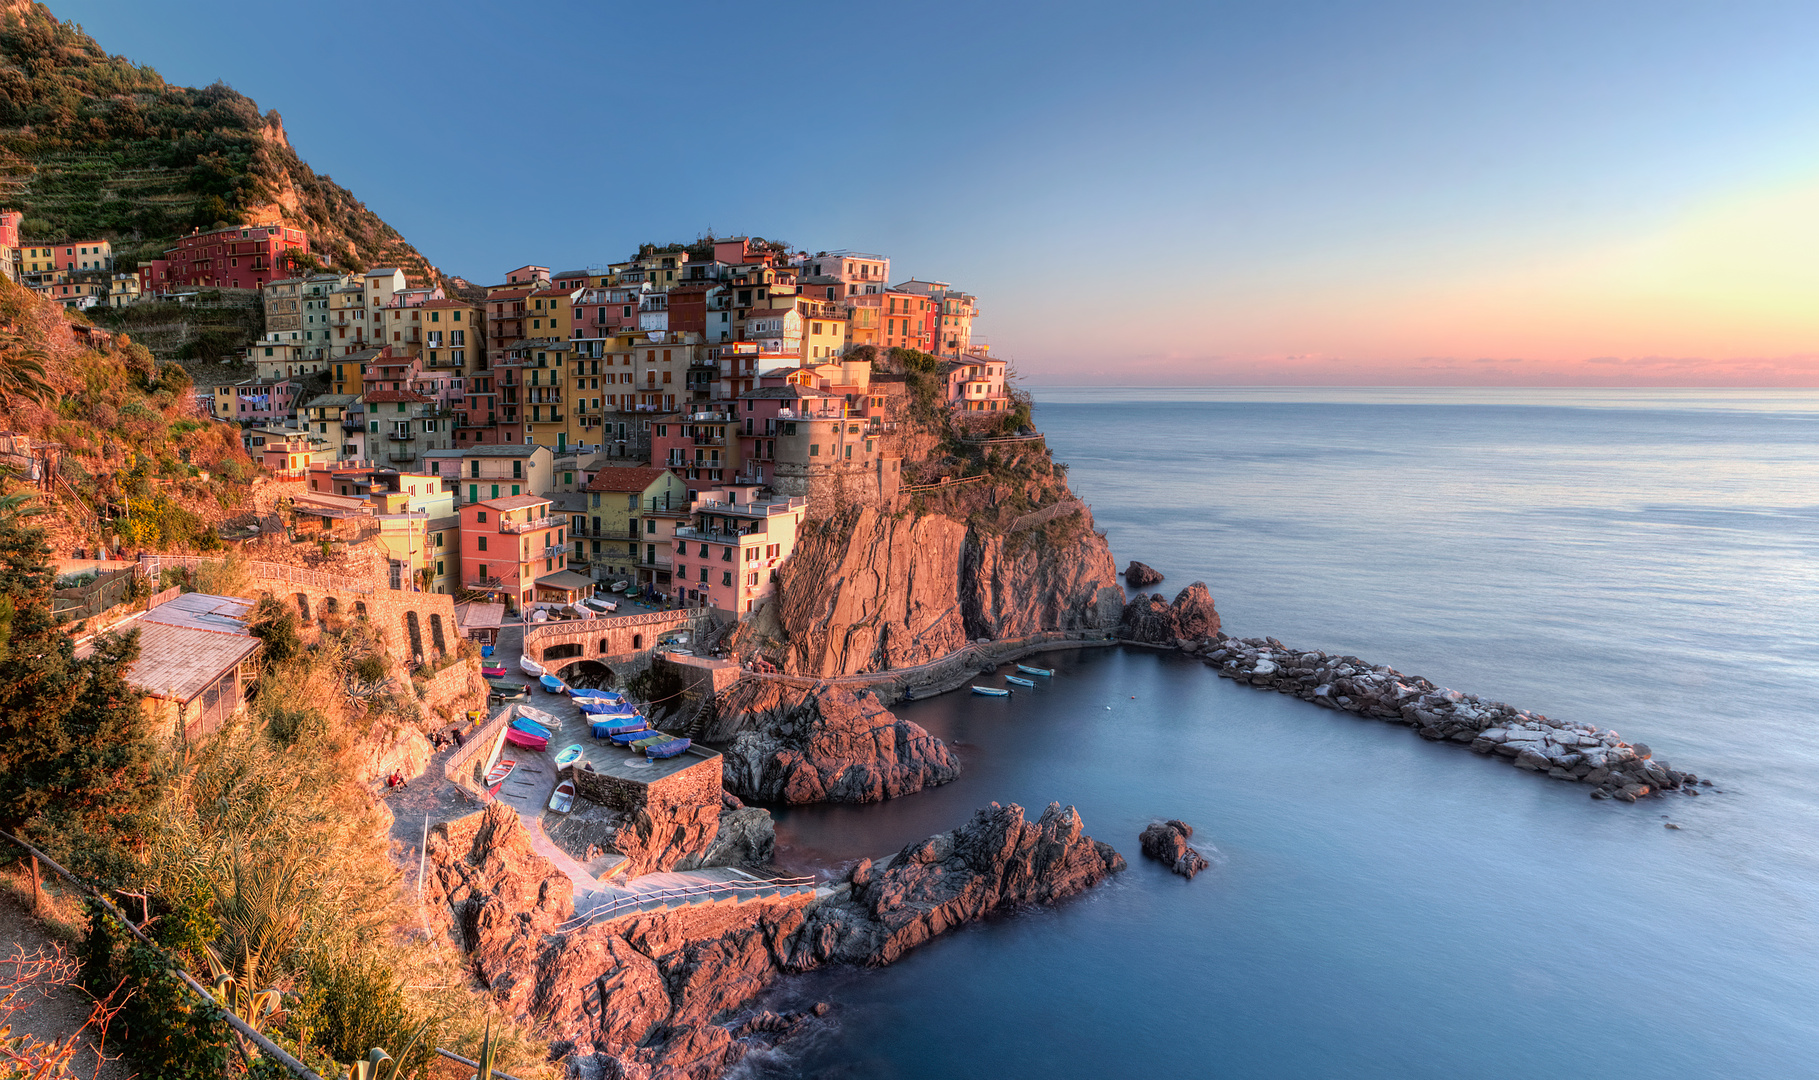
[0,327,51,409]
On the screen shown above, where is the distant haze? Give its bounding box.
[54,1,1819,386]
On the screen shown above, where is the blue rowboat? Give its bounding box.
[571,688,626,703]
[972,685,1011,697]
[591,719,646,739]
[610,727,655,744]
[645,737,691,760]
[1016,664,1054,677]
[539,674,565,694]
[1006,675,1036,687]
[553,744,584,769]
[577,699,635,716]
[510,717,552,740]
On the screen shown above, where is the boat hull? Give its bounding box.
[1006,676,1036,687]
[553,744,584,769]
[520,655,546,678]
[1016,664,1054,677]
[548,780,576,813]
[971,686,1011,696]
[505,728,548,752]
[483,757,516,787]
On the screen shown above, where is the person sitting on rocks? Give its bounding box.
[388,771,407,790]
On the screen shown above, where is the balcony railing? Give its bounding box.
[674,525,758,542]
[388,451,417,463]
[464,576,508,590]
[540,544,565,559]
[500,514,563,534]
[635,556,672,570]
[387,431,415,441]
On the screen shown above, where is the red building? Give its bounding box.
[137,223,309,295]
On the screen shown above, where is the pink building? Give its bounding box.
[670,485,808,615]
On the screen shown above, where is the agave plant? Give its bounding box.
[0,328,51,409]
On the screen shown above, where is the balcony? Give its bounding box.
[388,451,417,463]
[635,556,672,571]
[674,524,758,542]
[692,434,726,446]
[500,514,563,534]
[341,419,364,432]
[387,431,416,442]
[540,544,565,559]
[464,576,508,591]
[695,495,808,517]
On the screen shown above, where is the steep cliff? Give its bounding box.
[759,502,1123,677]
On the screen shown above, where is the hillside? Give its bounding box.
[0,0,437,282]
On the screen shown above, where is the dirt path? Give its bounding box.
[0,893,133,1079]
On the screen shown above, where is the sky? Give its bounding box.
[51,0,1819,386]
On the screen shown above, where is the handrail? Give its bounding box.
[560,875,818,930]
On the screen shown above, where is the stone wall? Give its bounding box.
[569,750,721,814]
[769,454,900,510]
[415,657,488,725]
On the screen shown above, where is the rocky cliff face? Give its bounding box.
[764,504,1123,677]
[718,685,959,804]
[428,800,1124,1080]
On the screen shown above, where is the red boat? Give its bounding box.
[504,727,548,752]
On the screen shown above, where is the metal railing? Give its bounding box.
[561,874,818,929]
[499,514,562,534]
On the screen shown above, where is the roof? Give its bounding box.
[455,602,505,631]
[107,594,261,704]
[742,307,798,319]
[535,570,595,591]
[302,393,359,409]
[587,466,676,493]
[421,298,474,309]
[476,494,552,511]
[362,389,432,403]
[547,491,589,513]
[488,288,532,300]
[552,269,588,278]
[739,385,832,400]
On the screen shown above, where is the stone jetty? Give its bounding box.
[1193,633,1700,800]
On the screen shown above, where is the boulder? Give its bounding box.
[1119,583,1221,645]
[1139,819,1210,879]
[1124,561,1165,587]
[721,686,960,804]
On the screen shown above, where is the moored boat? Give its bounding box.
[520,654,546,678]
[539,673,566,694]
[972,685,1011,697]
[1016,664,1054,677]
[516,705,563,731]
[547,779,576,813]
[504,727,548,752]
[1006,675,1036,687]
[592,718,646,739]
[553,744,584,769]
[480,664,507,678]
[510,717,552,740]
[645,737,691,760]
[577,698,636,716]
[483,757,515,788]
[487,679,529,701]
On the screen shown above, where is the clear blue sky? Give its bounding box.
[51,1,1819,385]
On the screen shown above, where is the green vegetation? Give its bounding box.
[0,3,435,281]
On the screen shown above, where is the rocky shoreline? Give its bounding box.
[1122,583,1703,800]
[429,800,1122,1080]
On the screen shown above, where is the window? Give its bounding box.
[722,571,733,587]
[747,571,759,586]
[810,444,820,456]
[646,520,655,534]
[469,484,478,502]
[700,567,709,583]
[477,536,488,552]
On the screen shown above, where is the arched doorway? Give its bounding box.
[562,659,618,691]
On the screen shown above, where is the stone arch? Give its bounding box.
[294,592,311,621]
[353,600,367,618]
[404,610,424,660]
[632,633,642,651]
[323,596,339,616]
[559,659,617,691]
[542,642,583,662]
[429,612,447,654]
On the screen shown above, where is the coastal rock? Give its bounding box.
[1139,819,1210,879]
[1120,582,1222,645]
[1124,561,1165,587]
[720,686,960,804]
[440,799,1124,1080]
[787,801,1126,968]
[675,805,775,870]
[1198,634,1696,800]
[611,793,724,879]
[761,504,1123,677]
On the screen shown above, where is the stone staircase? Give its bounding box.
[563,869,819,929]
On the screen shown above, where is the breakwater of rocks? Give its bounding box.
[1191,633,1705,801]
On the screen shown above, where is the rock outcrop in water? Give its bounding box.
[762,504,1124,677]
[427,800,1122,1080]
[1194,635,1702,799]
[1121,582,1222,645]
[784,801,1127,968]
[1124,561,1165,587]
[719,685,960,804]
[1140,819,1209,879]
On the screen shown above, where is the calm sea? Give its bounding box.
[740,388,1819,1080]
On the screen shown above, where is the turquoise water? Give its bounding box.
[744,389,1819,1079]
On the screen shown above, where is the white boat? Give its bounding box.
[547,779,576,813]
[609,581,629,593]
[971,685,1011,697]
[516,705,563,731]
[1016,664,1054,677]
[1006,675,1036,687]
[519,654,546,678]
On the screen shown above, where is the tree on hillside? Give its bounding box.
[0,491,156,883]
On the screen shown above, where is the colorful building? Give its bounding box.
[671,485,808,615]
[575,465,688,587]
[459,494,566,613]
[137,224,308,294]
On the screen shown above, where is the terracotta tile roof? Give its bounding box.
[586,466,677,493]
[362,389,432,403]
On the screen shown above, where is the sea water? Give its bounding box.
[741,389,1819,1079]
